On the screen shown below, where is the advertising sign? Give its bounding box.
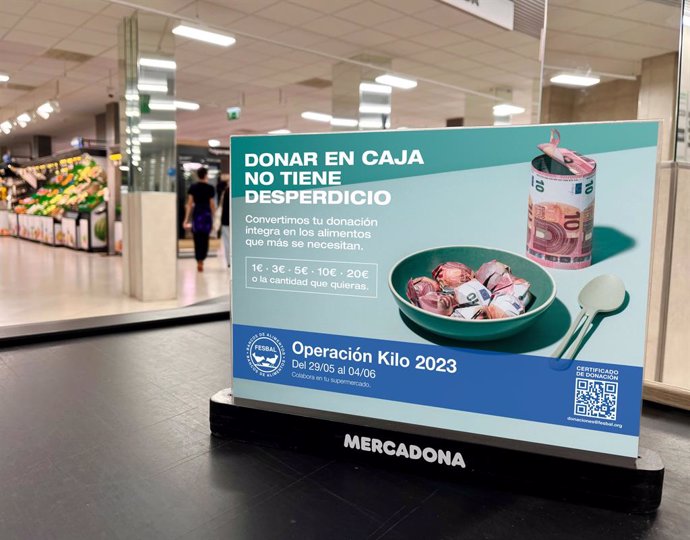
[231,122,659,459]
[440,0,514,31]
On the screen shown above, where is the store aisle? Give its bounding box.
[0,238,230,327]
[0,321,688,539]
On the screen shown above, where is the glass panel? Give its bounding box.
[544,0,681,159]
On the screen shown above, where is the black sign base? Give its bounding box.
[210,389,663,513]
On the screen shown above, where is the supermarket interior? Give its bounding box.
[0,0,682,329]
[4,1,690,538]
[1,1,689,385]
[0,0,679,321]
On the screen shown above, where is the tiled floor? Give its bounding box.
[0,238,230,327]
[0,321,689,539]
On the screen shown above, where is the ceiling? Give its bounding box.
[0,0,682,152]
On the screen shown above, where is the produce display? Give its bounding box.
[406,260,533,320]
[12,156,107,218]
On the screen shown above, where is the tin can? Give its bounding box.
[526,137,596,270]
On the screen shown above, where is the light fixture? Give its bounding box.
[359,82,392,95]
[330,117,358,127]
[301,111,332,122]
[17,112,31,124]
[172,24,236,47]
[119,165,129,171]
[148,100,176,111]
[0,73,9,82]
[208,139,221,147]
[138,120,177,130]
[0,121,12,134]
[174,100,200,111]
[138,57,176,70]
[550,73,600,88]
[268,129,291,134]
[375,74,417,89]
[358,118,384,129]
[125,92,139,101]
[359,103,391,114]
[36,101,57,119]
[492,104,526,116]
[137,81,168,93]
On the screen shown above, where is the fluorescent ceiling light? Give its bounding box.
[375,74,417,89]
[359,82,391,95]
[268,129,291,134]
[301,111,332,122]
[174,100,200,111]
[550,73,600,87]
[148,100,176,111]
[492,103,525,116]
[36,101,55,119]
[172,24,236,47]
[17,113,31,123]
[208,139,221,147]
[139,57,176,70]
[0,121,11,134]
[119,165,129,171]
[139,132,153,143]
[358,118,383,129]
[137,82,168,93]
[359,103,391,114]
[330,117,358,127]
[0,73,9,82]
[139,120,177,130]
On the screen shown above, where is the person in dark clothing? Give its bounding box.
[219,180,230,268]
[183,167,216,272]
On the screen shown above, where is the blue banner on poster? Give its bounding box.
[234,324,642,437]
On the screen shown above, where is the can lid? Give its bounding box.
[537,129,595,176]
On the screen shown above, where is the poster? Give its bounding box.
[231,122,659,459]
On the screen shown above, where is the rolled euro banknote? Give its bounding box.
[406,276,440,306]
[432,262,475,288]
[486,294,525,319]
[453,278,492,307]
[476,260,511,291]
[527,129,595,270]
[418,291,457,316]
[451,305,487,320]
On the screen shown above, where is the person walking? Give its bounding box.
[219,180,231,269]
[183,167,216,272]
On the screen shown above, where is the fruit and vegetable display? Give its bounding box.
[406,260,533,320]
[12,155,107,218]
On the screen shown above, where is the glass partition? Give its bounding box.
[0,0,546,332]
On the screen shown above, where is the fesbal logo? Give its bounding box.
[246,333,286,377]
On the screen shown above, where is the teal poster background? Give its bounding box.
[231,122,658,459]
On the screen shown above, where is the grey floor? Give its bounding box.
[0,321,688,539]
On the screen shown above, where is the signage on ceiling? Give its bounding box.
[440,0,515,31]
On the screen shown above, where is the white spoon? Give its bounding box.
[551,274,626,360]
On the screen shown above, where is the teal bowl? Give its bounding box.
[389,246,556,341]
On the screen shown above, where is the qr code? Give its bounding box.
[574,378,618,420]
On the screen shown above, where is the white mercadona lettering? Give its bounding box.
[343,434,466,468]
